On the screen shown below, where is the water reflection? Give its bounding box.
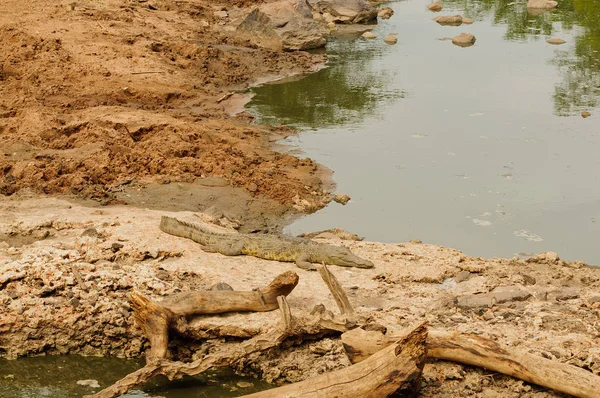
[0,356,270,398]
[443,0,600,115]
[248,39,406,129]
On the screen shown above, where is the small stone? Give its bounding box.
[334,193,351,204]
[520,274,536,285]
[111,242,124,252]
[482,310,495,320]
[214,10,228,18]
[236,381,254,389]
[384,33,398,44]
[248,182,258,192]
[362,31,377,39]
[378,7,394,19]
[581,111,591,118]
[527,0,558,9]
[77,379,100,388]
[81,228,99,238]
[410,239,422,244]
[452,33,476,47]
[454,270,471,283]
[462,17,473,24]
[434,15,463,26]
[428,1,444,12]
[547,38,566,45]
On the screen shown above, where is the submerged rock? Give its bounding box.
[428,1,444,12]
[311,0,377,24]
[237,0,326,51]
[547,37,566,45]
[527,0,558,9]
[452,33,476,47]
[362,31,377,39]
[434,15,463,26]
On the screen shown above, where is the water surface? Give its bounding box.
[0,356,269,397]
[248,0,600,264]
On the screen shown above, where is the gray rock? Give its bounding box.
[457,285,531,309]
[237,0,326,51]
[311,0,377,24]
[549,287,579,301]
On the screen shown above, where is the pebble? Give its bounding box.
[362,31,377,39]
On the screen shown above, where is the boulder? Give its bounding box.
[434,14,463,26]
[237,0,326,51]
[452,33,476,47]
[378,7,394,20]
[427,1,444,12]
[310,0,377,24]
[527,0,558,9]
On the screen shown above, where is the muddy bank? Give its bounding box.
[0,0,333,226]
[1,197,599,397]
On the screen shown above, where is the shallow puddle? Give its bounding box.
[0,356,270,397]
[248,0,600,264]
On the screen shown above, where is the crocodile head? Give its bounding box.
[318,246,374,269]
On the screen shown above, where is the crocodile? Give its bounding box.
[159,216,374,270]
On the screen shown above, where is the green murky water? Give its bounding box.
[0,356,270,397]
[248,0,600,264]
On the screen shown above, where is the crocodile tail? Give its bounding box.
[159,215,221,244]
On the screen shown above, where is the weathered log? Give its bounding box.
[317,264,355,316]
[86,297,351,398]
[240,323,428,398]
[130,270,299,358]
[340,328,600,398]
[428,331,600,398]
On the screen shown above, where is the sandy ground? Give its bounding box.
[1,0,600,397]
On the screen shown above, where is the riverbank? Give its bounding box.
[1,0,599,397]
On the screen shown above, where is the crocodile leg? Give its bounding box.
[202,241,245,256]
[296,253,317,271]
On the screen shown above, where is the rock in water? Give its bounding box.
[434,15,463,26]
[77,379,101,388]
[362,31,377,39]
[462,17,473,24]
[547,37,566,45]
[527,0,558,9]
[582,111,591,118]
[311,0,377,24]
[452,33,476,47]
[334,193,351,204]
[237,0,326,51]
[427,1,444,12]
[384,33,398,44]
[378,7,394,19]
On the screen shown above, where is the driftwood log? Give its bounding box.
[131,270,299,358]
[341,328,600,398]
[241,323,428,398]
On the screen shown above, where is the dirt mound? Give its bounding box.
[0,0,327,210]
